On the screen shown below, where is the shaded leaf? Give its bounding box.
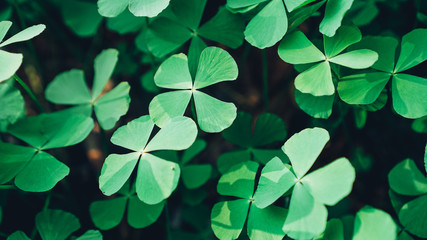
[36,209,81,240]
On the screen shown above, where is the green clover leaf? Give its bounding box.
[142,0,244,72]
[45,49,131,130]
[60,0,103,37]
[90,181,164,230]
[180,139,212,189]
[352,206,398,240]
[0,110,93,192]
[211,161,287,240]
[0,78,25,131]
[252,128,355,239]
[99,115,197,204]
[149,47,238,133]
[337,29,427,119]
[218,111,287,173]
[0,21,45,82]
[319,0,354,37]
[98,0,170,18]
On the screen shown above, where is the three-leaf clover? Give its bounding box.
[388,159,427,238]
[45,49,130,130]
[90,181,164,230]
[211,161,287,240]
[253,128,356,239]
[0,110,93,192]
[142,0,244,73]
[98,115,197,204]
[149,47,238,133]
[97,0,170,18]
[218,111,287,173]
[8,209,102,240]
[0,21,45,82]
[337,29,427,119]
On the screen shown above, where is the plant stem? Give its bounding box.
[164,201,172,240]
[262,49,269,112]
[0,185,17,190]
[14,74,44,113]
[99,127,110,155]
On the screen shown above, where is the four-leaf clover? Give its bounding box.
[98,115,197,204]
[149,47,238,133]
[45,49,130,130]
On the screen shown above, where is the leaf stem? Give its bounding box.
[13,74,44,113]
[164,201,172,240]
[99,127,110,155]
[262,49,269,111]
[0,185,17,190]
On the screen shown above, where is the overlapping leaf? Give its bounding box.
[99,115,197,204]
[98,0,170,18]
[45,49,130,130]
[0,21,45,82]
[149,47,238,133]
[0,78,25,131]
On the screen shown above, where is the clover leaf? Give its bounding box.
[252,128,356,239]
[319,0,354,37]
[0,21,45,82]
[0,110,93,192]
[218,111,287,173]
[337,29,427,119]
[99,115,197,204]
[60,0,103,37]
[142,0,244,73]
[149,47,238,133]
[45,49,130,130]
[90,181,164,230]
[0,79,25,131]
[388,158,427,238]
[180,139,212,189]
[352,206,398,240]
[211,161,287,240]
[97,0,170,18]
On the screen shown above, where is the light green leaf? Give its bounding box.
[145,18,192,58]
[182,164,212,189]
[194,47,238,89]
[154,53,192,89]
[128,196,164,228]
[99,152,140,196]
[330,49,378,69]
[337,72,390,105]
[97,0,128,17]
[0,79,25,131]
[129,0,170,17]
[92,49,119,99]
[15,152,69,192]
[302,157,355,205]
[319,0,354,37]
[294,90,334,119]
[353,206,397,240]
[7,231,30,240]
[45,70,92,105]
[0,24,45,47]
[0,143,35,184]
[0,21,12,42]
[247,205,287,240]
[321,218,344,240]
[388,158,427,196]
[110,115,154,152]
[254,157,296,208]
[198,7,245,49]
[136,153,180,204]
[244,0,287,49]
[144,116,197,152]
[193,91,237,133]
[284,0,317,12]
[148,90,192,128]
[36,209,80,240]
[0,50,22,82]
[211,200,250,240]
[89,197,127,230]
[227,0,268,9]
[217,161,259,199]
[392,74,427,119]
[61,1,102,37]
[283,127,329,179]
[75,230,103,240]
[394,28,427,72]
[283,182,328,239]
[295,61,334,96]
[278,31,324,64]
[217,150,251,174]
[324,25,361,58]
[94,82,130,130]
[398,194,427,238]
[288,0,326,31]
